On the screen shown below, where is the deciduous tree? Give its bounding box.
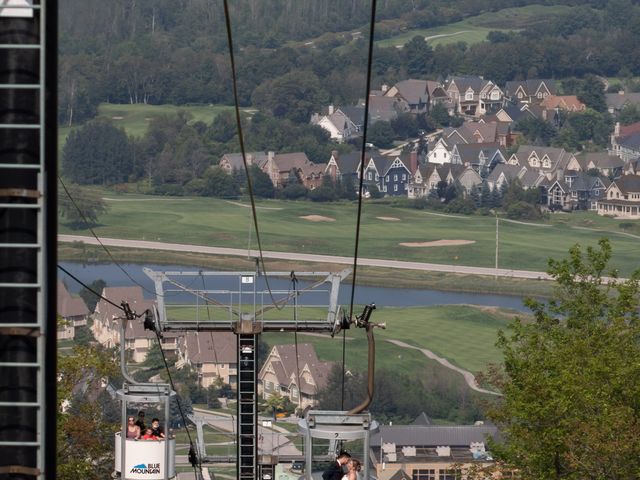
[487,239,640,479]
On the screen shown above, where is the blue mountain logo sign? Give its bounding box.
[130,463,161,474]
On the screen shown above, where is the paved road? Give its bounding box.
[59,234,554,281]
[386,339,501,396]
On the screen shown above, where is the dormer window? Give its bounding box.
[465,90,474,100]
[491,90,500,100]
[518,92,523,99]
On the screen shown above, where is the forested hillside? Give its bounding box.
[60,0,640,126]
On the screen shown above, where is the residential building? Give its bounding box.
[177,332,237,388]
[262,151,326,189]
[92,286,177,363]
[597,174,640,218]
[540,95,586,112]
[504,79,556,104]
[219,152,268,174]
[450,143,506,176]
[310,105,362,143]
[442,121,508,146]
[57,281,89,340]
[370,417,500,480]
[376,153,413,196]
[258,343,334,409]
[575,152,624,178]
[485,164,546,192]
[444,76,504,117]
[368,94,408,123]
[384,79,448,114]
[427,137,457,165]
[507,145,576,179]
[408,164,481,199]
[610,122,640,162]
[545,170,609,211]
[605,91,640,115]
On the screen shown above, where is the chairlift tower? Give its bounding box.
[0,1,57,479]
[144,268,351,480]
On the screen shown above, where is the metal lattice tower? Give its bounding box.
[145,268,349,480]
[0,1,57,479]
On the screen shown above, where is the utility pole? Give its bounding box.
[495,210,499,279]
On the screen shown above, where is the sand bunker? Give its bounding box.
[400,239,475,247]
[300,215,336,222]
[377,216,400,221]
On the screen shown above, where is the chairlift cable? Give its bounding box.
[221,0,286,311]
[58,176,197,299]
[342,0,378,411]
[151,328,204,477]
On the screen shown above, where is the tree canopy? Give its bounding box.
[487,239,640,479]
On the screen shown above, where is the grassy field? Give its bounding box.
[265,304,513,374]
[59,193,640,276]
[376,4,578,48]
[58,102,237,148]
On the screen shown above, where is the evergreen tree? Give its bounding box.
[249,164,275,198]
[62,119,134,185]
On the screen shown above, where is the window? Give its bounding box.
[368,172,372,180]
[291,386,298,399]
[375,174,379,181]
[394,184,398,192]
[386,175,389,181]
[491,90,500,100]
[413,469,436,480]
[481,92,486,99]
[394,174,398,181]
[518,92,523,99]
[465,91,474,100]
[402,174,406,180]
[265,381,273,392]
[439,469,461,480]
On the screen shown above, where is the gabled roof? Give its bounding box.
[612,174,640,193]
[220,152,268,170]
[540,95,585,110]
[376,154,411,176]
[447,76,488,94]
[505,79,557,98]
[369,95,404,122]
[371,424,499,447]
[605,92,640,110]
[453,142,503,165]
[618,121,640,137]
[264,343,334,394]
[57,281,89,318]
[579,152,624,170]
[617,132,640,151]
[486,164,525,184]
[330,151,361,175]
[388,469,413,480]
[512,145,574,171]
[339,105,365,126]
[389,79,430,106]
[180,332,237,364]
[272,152,312,171]
[412,412,432,426]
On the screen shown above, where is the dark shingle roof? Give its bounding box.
[371,425,499,447]
[57,281,89,318]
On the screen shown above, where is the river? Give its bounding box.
[58,261,531,312]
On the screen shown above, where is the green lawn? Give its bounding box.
[376,4,578,48]
[58,102,238,148]
[266,304,513,375]
[59,193,640,276]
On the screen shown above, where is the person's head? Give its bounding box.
[138,411,145,419]
[128,417,135,424]
[337,451,351,465]
[151,418,160,427]
[348,459,362,472]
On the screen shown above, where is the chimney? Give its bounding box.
[381,84,389,93]
[409,151,418,174]
[614,122,620,137]
[247,154,253,166]
[328,104,334,115]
